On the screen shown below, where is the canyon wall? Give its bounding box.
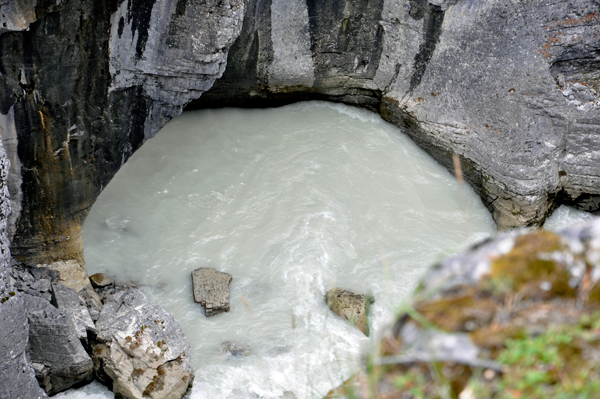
[0,0,599,264]
[0,0,244,263]
[194,0,600,230]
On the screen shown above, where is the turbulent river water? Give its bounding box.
[59,101,503,398]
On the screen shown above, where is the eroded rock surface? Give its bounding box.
[51,283,96,344]
[0,0,245,264]
[192,267,232,317]
[195,0,600,230]
[325,288,372,336]
[24,294,93,395]
[91,288,193,399]
[0,140,47,399]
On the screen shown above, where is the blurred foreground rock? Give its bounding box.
[328,219,600,398]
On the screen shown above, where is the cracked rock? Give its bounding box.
[91,288,193,399]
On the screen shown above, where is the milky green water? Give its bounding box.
[62,101,498,399]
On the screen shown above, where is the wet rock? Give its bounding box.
[192,267,232,317]
[91,288,193,399]
[24,294,93,395]
[89,273,114,289]
[51,283,96,344]
[325,288,373,336]
[221,341,250,357]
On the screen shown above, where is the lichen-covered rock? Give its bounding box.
[325,288,373,336]
[24,294,93,395]
[192,267,232,317]
[91,288,193,399]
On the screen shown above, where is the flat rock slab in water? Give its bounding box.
[192,267,232,317]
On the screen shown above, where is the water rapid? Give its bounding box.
[61,101,497,398]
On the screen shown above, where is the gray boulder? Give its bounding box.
[91,288,193,399]
[0,140,47,399]
[0,293,48,399]
[192,267,232,317]
[24,294,93,395]
[51,283,96,344]
[325,288,373,336]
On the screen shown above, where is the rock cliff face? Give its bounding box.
[194,0,600,230]
[0,139,47,398]
[0,0,244,263]
[0,2,598,395]
[0,0,599,263]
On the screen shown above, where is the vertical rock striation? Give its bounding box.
[0,0,244,264]
[0,138,47,398]
[194,0,600,229]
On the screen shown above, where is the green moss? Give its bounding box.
[490,231,576,299]
[415,289,497,332]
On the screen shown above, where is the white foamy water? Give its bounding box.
[544,205,596,231]
[71,101,495,399]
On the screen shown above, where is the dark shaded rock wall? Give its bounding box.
[0,0,244,263]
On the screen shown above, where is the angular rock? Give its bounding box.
[192,267,232,317]
[24,294,93,395]
[89,273,114,289]
[221,341,250,357]
[91,288,193,399]
[0,140,47,399]
[0,293,48,399]
[41,260,103,319]
[51,283,96,344]
[325,288,373,336]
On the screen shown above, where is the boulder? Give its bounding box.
[192,267,232,317]
[24,294,93,395]
[0,292,48,399]
[91,288,193,399]
[325,288,373,336]
[51,283,96,344]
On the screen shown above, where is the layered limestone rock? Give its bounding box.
[194,0,600,230]
[325,288,372,336]
[192,267,232,317]
[0,139,47,398]
[91,289,193,399]
[0,0,245,264]
[24,294,94,395]
[0,0,599,267]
